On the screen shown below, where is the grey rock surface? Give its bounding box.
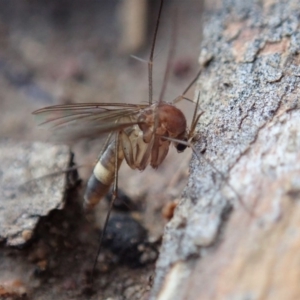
[0,139,71,246]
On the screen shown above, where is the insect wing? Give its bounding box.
[33,103,147,142]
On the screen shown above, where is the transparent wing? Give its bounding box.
[33,102,148,142]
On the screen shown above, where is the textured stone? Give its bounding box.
[0,139,71,246]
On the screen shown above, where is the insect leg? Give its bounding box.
[96,132,114,161]
[173,69,202,104]
[92,131,121,276]
[188,91,204,138]
[148,0,164,105]
[158,6,178,104]
[163,135,254,216]
[119,131,135,168]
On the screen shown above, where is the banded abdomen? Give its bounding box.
[84,139,124,210]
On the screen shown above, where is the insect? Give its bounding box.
[32,0,205,273]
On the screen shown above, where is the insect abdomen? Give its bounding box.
[84,142,124,210]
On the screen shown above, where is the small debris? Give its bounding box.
[102,214,155,267]
[0,279,28,298]
[162,200,179,221]
[172,58,193,78]
[21,230,33,242]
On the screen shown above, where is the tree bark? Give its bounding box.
[150,0,300,299]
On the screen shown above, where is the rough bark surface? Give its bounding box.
[151,0,300,299]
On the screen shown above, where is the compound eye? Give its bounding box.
[176,143,187,153]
